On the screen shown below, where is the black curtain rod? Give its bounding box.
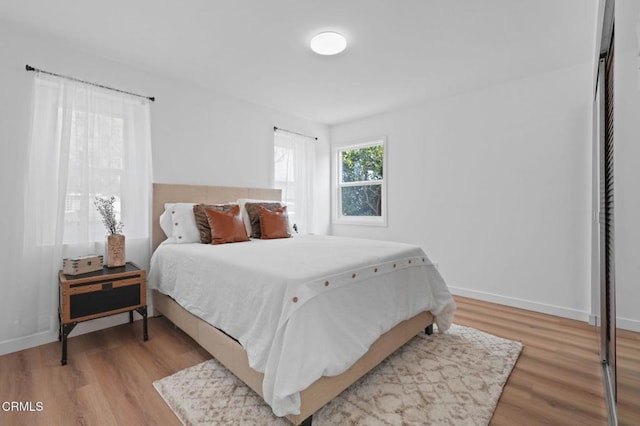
[25,64,155,102]
[273,126,318,141]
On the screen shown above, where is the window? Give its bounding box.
[5,72,152,344]
[25,75,152,246]
[64,110,126,243]
[333,138,386,226]
[273,142,295,216]
[273,128,316,233]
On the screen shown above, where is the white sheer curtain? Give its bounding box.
[273,129,316,234]
[1,73,152,352]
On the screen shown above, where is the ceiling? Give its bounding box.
[0,1,597,125]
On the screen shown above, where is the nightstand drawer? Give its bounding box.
[70,282,141,320]
[61,275,146,323]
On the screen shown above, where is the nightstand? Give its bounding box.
[58,262,148,365]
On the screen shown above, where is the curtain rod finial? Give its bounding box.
[25,64,35,71]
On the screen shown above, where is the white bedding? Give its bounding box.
[148,235,456,417]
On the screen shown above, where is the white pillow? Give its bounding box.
[159,208,174,239]
[164,203,199,244]
[237,198,284,238]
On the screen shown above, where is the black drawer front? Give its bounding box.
[70,284,141,319]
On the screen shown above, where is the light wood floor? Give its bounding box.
[617,327,640,425]
[0,296,637,425]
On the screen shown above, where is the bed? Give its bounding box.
[149,183,456,425]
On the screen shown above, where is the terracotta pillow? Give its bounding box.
[244,202,284,238]
[204,205,250,245]
[258,205,291,239]
[193,203,237,244]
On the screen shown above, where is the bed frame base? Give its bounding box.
[152,289,433,425]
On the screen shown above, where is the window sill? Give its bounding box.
[332,217,387,227]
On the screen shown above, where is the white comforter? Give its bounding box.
[148,235,456,417]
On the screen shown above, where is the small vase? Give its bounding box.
[106,234,126,267]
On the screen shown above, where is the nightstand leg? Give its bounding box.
[61,323,77,365]
[136,306,148,341]
[58,311,62,342]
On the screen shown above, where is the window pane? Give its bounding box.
[274,145,294,183]
[341,185,382,216]
[341,145,383,183]
[64,110,125,243]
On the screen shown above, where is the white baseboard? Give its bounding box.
[448,286,592,323]
[0,313,141,357]
[617,317,640,333]
[0,330,58,357]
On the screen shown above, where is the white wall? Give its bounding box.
[615,0,640,331]
[151,72,331,235]
[0,21,329,354]
[331,64,594,321]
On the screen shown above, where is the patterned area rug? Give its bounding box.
[153,325,522,425]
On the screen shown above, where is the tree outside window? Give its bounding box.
[334,138,386,226]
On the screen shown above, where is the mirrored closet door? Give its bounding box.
[596,1,640,424]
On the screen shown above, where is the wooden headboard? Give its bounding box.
[152,183,281,251]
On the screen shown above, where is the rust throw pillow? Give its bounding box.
[204,205,250,245]
[193,203,237,244]
[244,202,284,238]
[258,205,291,239]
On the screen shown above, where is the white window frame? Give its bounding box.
[332,136,387,226]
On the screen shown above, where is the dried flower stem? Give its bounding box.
[94,196,124,235]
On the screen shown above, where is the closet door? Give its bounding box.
[597,28,616,421]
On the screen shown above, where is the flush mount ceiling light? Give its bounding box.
[310,32,347,55]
